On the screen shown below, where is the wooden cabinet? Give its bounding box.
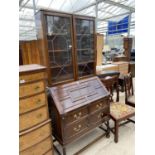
[19,64,54,155]
[48,76,110,155]
[35,10,96,86]
[20,41,41,65]
[123,38,132,61]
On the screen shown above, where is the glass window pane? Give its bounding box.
[75,18,95,78]
[46,15,74,83]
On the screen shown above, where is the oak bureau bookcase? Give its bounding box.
[48,77,110,155]
[35,9,96,86]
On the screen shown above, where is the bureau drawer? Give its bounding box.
[20,136,53,155]
[64,108,88,124]
[44,149,54,155]
[89,99,109,113]
[20,106,49,132]
[20,93,46,114]
[19,72,46,84]
[64,118,88,140]
[19,81,45,98]
[19,120,51,151]
[89,108,110,126]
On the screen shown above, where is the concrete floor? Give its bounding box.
[53,91,135,155]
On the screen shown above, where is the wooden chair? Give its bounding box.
[124,73,135,107]
[100,75,135,143]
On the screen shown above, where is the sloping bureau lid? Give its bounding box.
[48,76,109,115]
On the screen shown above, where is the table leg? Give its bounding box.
[62,146,66,155]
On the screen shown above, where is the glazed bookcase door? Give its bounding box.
[45,14,74,84]
[74,16,96,79]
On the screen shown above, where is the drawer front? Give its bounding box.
[20,106,49,132]
[19,72,46,84]
[19,81,45,98]
[89,99,109,113]
[89,108,110,126]
[64,108,88,124]
[64,118,88,140]
[19,122,51,151]
[44,149,54,155]
[20,93,46,114]
[20,137,53,155]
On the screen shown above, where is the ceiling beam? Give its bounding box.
[19,0,31,11]
[19,4,48,10]
[19,0,24,6]
[98,11,132,21]
[103,0,134,12]
[19,17,34,21]
[74,0,134,13]
[80,10,95,15]
[74,1,97,13]
[19,25,35,28]
[20,0,135,13]
[98,8,115,16]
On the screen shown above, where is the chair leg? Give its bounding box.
[62,146,66,155]
[106,120,110,138]
[116,82,119,102]
[119,79,124,92]
[114,121,119,143]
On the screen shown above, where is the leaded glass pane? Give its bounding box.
[46,15,73,83]
[75,18,95,77]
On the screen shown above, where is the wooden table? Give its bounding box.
[97,71,120,102]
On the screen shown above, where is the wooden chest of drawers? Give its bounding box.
[19,64,54,155]
[48,76,110,155]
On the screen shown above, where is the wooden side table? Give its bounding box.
[97,70,120,102]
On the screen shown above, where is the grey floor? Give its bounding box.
[53,83,135,155]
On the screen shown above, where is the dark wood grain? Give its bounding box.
[48,76,110,154]
[123,38,132,61]
[34,10,96,86]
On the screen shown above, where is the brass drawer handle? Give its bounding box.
[73,124,82,132]
[96,103,102,109]
[74,112,82,119]
[74,114,77,119]
[36,99,41,104]
[34,86,40,90]
[79,112,82,116]
[98,112,104,118]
